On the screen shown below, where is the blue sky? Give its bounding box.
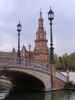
[0,0,75,56]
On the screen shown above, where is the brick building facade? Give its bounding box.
[21,11,49,64]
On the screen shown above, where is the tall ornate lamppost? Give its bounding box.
[17,21,22,64]
[48,7,54,90]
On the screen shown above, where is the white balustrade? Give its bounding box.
[0,61,67,82]
[56,72,67,82]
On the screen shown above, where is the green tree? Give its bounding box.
[55,52,75,71]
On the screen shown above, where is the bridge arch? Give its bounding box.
[0,68,47,92]
[0,64,67,91]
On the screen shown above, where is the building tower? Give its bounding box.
[34,11,49,64]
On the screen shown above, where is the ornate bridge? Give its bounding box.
[0,60,67,91]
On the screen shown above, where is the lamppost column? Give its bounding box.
[28,44,31,65]
[67,69,69,83]
[17,21,22,64]
[50,20,54,64]
[18,32,21,63]
[18,32,20,51]
[48,7,54,90]
[50,20,53,45]
[50,20,54,90]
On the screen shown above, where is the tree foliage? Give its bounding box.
[55,52,75,71]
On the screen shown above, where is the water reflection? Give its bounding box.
[45,91,62,100]
[6,91,45,100]
[4,90,75,100]
[65,90,71,100]
[45,90,75,100]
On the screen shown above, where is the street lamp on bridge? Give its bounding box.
[48,7,54,90]
[17,21,22,64]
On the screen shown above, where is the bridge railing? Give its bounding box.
[0,61,49,74]
[56,72,67,82]
[0,61,67,82]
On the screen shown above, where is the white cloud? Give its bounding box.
[0,0,74,55]
[0,0,15,15]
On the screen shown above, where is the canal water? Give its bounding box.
[2,90,75,100]
[0,72,75,100]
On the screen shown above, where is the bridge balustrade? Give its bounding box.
[0,61,49,74]
[0,61,67,82]
[56,72,67,82]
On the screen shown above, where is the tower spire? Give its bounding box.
[35,11,48,50]
[34,11,48,64]
[40,9,42,18]
[38,10,44,30]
